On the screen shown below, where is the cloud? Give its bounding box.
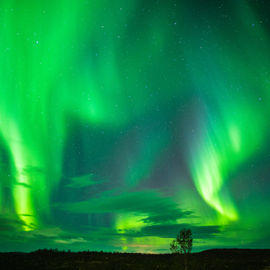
[0,215,26,232]
[0,224,91,251]
[55,189,192,224]
[139,223,221,239]
[65,173,106,188]
[107,223,221,241]
[140,210,194,224]
[54,237,87,244]
[14,182,31,188]
[32,227,65,239]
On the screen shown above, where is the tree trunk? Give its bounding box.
[184,253,188,270]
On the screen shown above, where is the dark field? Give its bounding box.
[1,249,270,270]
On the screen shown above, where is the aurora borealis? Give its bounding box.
[0,0,270,253]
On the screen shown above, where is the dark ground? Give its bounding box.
[0,249,270,270]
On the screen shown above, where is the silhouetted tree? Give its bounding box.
[170,228,193,270]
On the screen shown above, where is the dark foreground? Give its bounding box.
[1,249,270,270]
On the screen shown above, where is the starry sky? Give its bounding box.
[0,0,270,253]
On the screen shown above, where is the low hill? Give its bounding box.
[0,249,270,270]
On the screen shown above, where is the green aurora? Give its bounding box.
[0,0,270,252]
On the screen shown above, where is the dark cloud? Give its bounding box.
[140,210,194,224]
[15,182,31,188]
[115,224,221,239]
[0,215,26,232]
[55,189,192,224]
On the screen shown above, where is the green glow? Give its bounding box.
[189,116,239,222]
[229,125,241,153]
[115,213,147,232]
[0,0,270,252]
[0,0,85,229]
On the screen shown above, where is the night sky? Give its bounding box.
[0,0,270,253]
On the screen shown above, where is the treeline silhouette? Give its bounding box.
[0,248,270,270]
